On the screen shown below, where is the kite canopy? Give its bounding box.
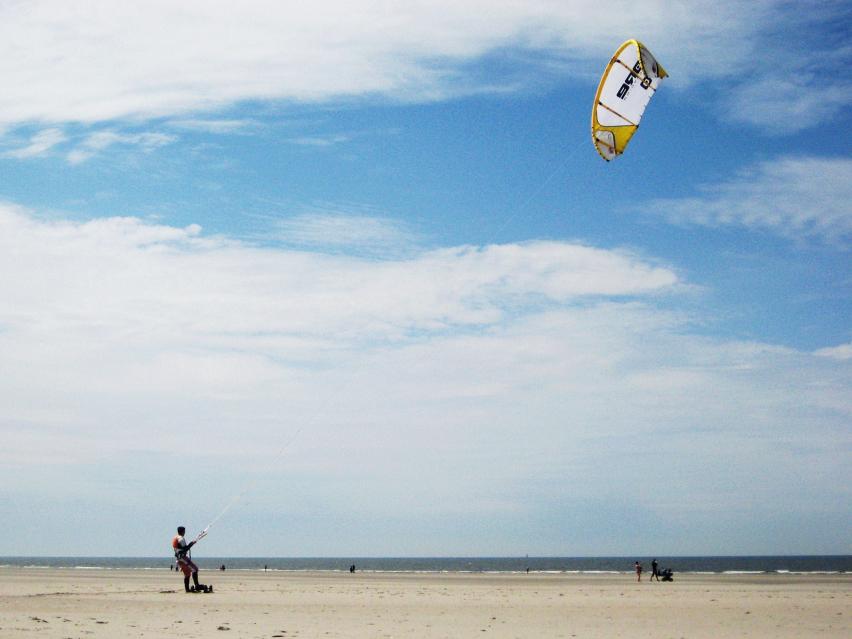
[592,39,667,161]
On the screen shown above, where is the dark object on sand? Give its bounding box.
[350,564,356,573]
[660,568,674,582]
[189,584,214,593]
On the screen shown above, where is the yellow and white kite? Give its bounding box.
[592,39,668,161]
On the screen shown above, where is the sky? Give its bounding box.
[0,0,850,558]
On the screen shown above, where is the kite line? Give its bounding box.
[192,426,303,545]
[485,132,586,246]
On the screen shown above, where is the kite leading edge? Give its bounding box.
[592,39,668,161]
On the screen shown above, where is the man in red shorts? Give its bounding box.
[172,526,203,592]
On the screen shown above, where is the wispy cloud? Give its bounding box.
[0,205,678,342]
[716,2,852,133]
[286,134,352,147]
[167,118,261,134]
[643,156,852,243]
[2,127,66,158]
[66,130,176,164]
[815,343,852,360]
[723,75,852,134]
[275,211,415,253]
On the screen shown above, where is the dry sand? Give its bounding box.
[0,567,848,638]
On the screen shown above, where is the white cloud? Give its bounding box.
[815,342,852,360]
[0,1,781,127]
[1,127,66,158]
[66,130,176,164]
[643,156,852,242]
[2,2,844,136]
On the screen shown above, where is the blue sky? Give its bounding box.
[0,1,850,557]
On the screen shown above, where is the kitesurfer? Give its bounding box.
[172,526,202,592]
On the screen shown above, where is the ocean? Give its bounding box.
[1,556,848,574]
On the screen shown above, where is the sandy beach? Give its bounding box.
[0,568,848,638]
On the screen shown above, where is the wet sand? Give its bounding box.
[0,567,848,638]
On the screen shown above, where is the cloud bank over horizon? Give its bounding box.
[1,203,848,555]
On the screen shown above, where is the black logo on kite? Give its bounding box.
[617,62,650,98]
[617,73,634,99]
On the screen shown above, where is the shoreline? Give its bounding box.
[0,564,848,576]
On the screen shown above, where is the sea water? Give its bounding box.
[1,555,849,574]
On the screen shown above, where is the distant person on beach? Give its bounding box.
[172,526,201,593]
[650,559,660,581]
[350,564,356,573]
[635,561,643,582]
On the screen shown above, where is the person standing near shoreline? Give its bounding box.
[172,526,202,593]
[635,561,643,582]
[650,558,660,581]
